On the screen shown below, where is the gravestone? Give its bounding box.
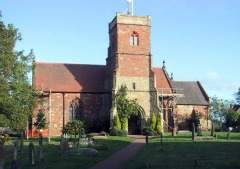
[28,142,35,165]
[0,142,4,169]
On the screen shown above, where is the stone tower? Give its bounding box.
[106,13,155,131]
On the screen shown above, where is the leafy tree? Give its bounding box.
[235,88,240,105]
[225,109,240,128]
[63,120,85,138]
[115,85,144,131]
[210,97,232,123]
[0,14,36,131]
[211,97,225,123]
[63,120,85,148]
[34,111,46,130]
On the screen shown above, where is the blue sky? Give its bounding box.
[0,0,239,100]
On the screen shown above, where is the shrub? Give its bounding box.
[114,113,121,130]
[151,113,157,130]
[64,120,85,136]
[110,127,127,136]
[156,113,164,135]
[121,118,128,131]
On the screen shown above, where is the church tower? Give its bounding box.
[106,13,155,132]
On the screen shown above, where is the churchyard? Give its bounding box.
[126,132,240,169]
[1,136,133,169]
[0,132,240,169]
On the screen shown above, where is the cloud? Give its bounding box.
[206,71,221,80]
[200,71,239,99]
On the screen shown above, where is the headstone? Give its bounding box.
[28,142,35,165]
[10,142,19,169]
[0,142,4,169]
[192,123,195,141]
[19,132,24,153]
[13,141,18,161]
[160,133,163,145]
[38,134,44,162]
[10,160,19,169]
[60,136,69,155]
[145,135,149,144]
[211,123,214,137]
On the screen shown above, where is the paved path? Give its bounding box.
[89,136,146,169]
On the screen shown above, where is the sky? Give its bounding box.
[0,0,239,100]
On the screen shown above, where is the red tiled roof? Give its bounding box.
[152,67,172,94]
[34,63,107,93]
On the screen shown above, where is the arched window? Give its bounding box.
[130,32,139,46]
[69,98,83,121]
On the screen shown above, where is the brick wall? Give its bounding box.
[176,105,211,130]
[32,92,110,137]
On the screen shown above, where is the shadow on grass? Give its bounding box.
[4,136,133,169]
[125,138,240,169]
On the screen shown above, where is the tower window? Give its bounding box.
[130,32,139,46]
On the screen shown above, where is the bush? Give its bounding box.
[110,127,127,136]
[151,113,157,130]
[121,118,128,131]
[114,114,121,130]
[63,120,85,138]
[156,113,164,135]
[143,127,156,136]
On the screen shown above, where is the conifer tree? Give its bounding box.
[151,112,157,130]
[156,113,164,135]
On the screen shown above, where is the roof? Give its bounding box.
[172,81,209,106]
[152,67,172,94]
[34,63,107,93]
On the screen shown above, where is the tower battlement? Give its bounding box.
[109,13,151,30]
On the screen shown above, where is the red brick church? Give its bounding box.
[32,13,210,137]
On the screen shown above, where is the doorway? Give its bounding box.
[128,114,141,135]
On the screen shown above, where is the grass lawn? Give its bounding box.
[125,132,240,169]
[3,136,134,169]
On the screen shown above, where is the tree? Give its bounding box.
[156,113,164,135]
[225,109,240,129]
[210,97,233,123]
[0,15,36,131]
[63,120,85,148]
[235,88,240,105]
[151,112,157,130]
[34,111,46,130]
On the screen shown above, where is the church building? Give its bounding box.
[32,12,210,137]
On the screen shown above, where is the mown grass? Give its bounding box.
[3,136,133,169]
[125,132,240,169]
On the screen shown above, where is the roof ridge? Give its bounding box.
[173,81,198,83]
[35,62,106,67]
